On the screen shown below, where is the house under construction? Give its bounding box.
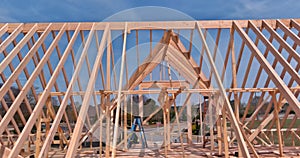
[0,19,300,157]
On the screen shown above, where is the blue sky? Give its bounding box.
[0,0,299,22]
[1,0,299,104]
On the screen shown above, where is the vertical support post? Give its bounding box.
[124,95,128,151]
[273,92,283,156]
[217,115,222,155]
[45,98,51,137]
[105,99,111,158]
[27,137,31,153]
[292,132,295,146]
[45,97,51,158]
[110,103,114,149]
[222,107,229,158]
[200,96,203,143]
[163,107,168,156]
[99,115,103,157]
[230,30,242,157]
[105,24,112,158]
[166,101,171,150]
[130,95,133,128]
[111,22,128,158]
[35,113,42,158]
[99,94,104,158]
[59,132,63,150]
[187,98,193,145]
[139,86,143,119]
[90,133,93,149]
[173,101,185,156]
[271,130,274,144]
[209,96,214,150]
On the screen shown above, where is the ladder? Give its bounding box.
[127,116,148,149]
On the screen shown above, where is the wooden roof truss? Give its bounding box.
[0,19,299,157]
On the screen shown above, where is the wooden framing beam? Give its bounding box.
[272,92,284,156]
[0,19,299,157]
[0,24,36,73]
[111,23,127,158]
[66,24,109,157]
[0,24,23,64]
[0,24,52,103]
[233,21,300,118]
[262,20,300,62]
[0,19,299,32]
[0,23,8,37]
[7,24,67,158]
[139,81,188,89]
[0,24,53,137]
[196,21,250,157]
[248,21,300,85]
[37,24,80,158]
[46,86,300,96]
[276,19,300,46]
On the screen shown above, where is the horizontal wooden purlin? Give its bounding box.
[1,19,299,32]
[48,86,300,96]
